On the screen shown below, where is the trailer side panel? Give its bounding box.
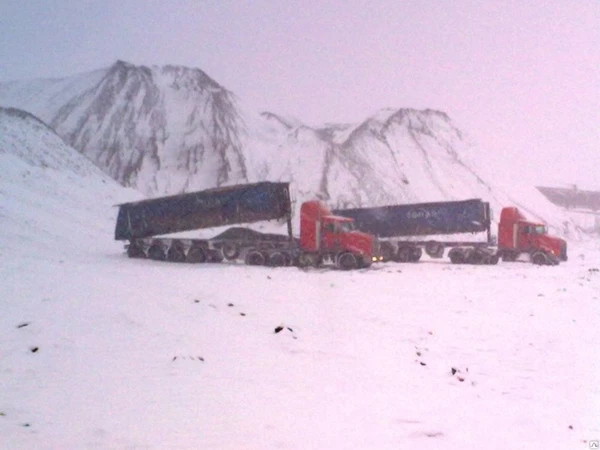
[115,182,291,240]
[333,199,490,238]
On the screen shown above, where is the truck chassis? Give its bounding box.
[378,239,561,266]
[124,236,372,270]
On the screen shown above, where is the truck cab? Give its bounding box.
[498,207,567,264]
[299,201,378,269]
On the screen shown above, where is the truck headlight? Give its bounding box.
[372,256,378,262]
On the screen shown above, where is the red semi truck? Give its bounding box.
[496,206,567,264]
[334,200,567,265]
[115,182,377,270]
[297,200,377,268]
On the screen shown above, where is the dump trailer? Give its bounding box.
[115,182,377,270]
[334,199,567,265]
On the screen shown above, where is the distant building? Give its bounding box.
[536,186,600,212]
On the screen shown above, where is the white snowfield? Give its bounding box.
[1,108,600,449]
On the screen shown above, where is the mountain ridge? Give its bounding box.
[0,60,585,236]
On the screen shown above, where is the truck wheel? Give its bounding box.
[358,257,372,269]
[448,248,464,264]
[337,252,358,270]
[298,253,310,267]
[186,246,207,263]
[148,243,167,261]
[531,252,548,265]
[245,250,266,266]
[221,243,240,260]
[127,240,146,258]
[267,252,287,267]
[297,253,310,267]
[167,241,186,262]
[501,251,517,262]
[396,247,412,263]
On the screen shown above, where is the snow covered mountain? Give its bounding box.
[0,63,483,205]
[0,61,581,235]
[0,61,247,195]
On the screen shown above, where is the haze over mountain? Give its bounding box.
[0,61,588,236]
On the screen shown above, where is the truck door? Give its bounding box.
[517,225,533,251]
[321,220,338,250]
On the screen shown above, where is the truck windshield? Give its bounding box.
[533,225,547,234]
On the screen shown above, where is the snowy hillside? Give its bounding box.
[0,107,140,255]
[1,105,600,449]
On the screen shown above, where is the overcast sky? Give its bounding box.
[1,0,598,188]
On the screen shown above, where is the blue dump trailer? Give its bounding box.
[115,182,295,264]
[333,199,497,263]
[115,182,293,240]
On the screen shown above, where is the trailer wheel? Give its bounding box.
[380,242,395,262]
[531,251,548,265]
[147,243,167,261]
[282,252,293,266]
[425,241,444,258]
[245,250,266,266]
[167,241,186,262]
[396,246,412,263]
[337,252,358,270]
[465,249,484,265]
[186,246,207,263]
[127,240,146,258]
[485,254,500,265]
[207,249,224,263]
[298,253,320,268]
[267,252,287,267]
[409,247,423,262]
[221,243,240,260]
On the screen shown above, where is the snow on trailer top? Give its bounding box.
[333,198,491,238]
[114,182,292,240]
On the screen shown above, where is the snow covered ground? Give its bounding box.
[1,108,600,449]
[3,227,600,449]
